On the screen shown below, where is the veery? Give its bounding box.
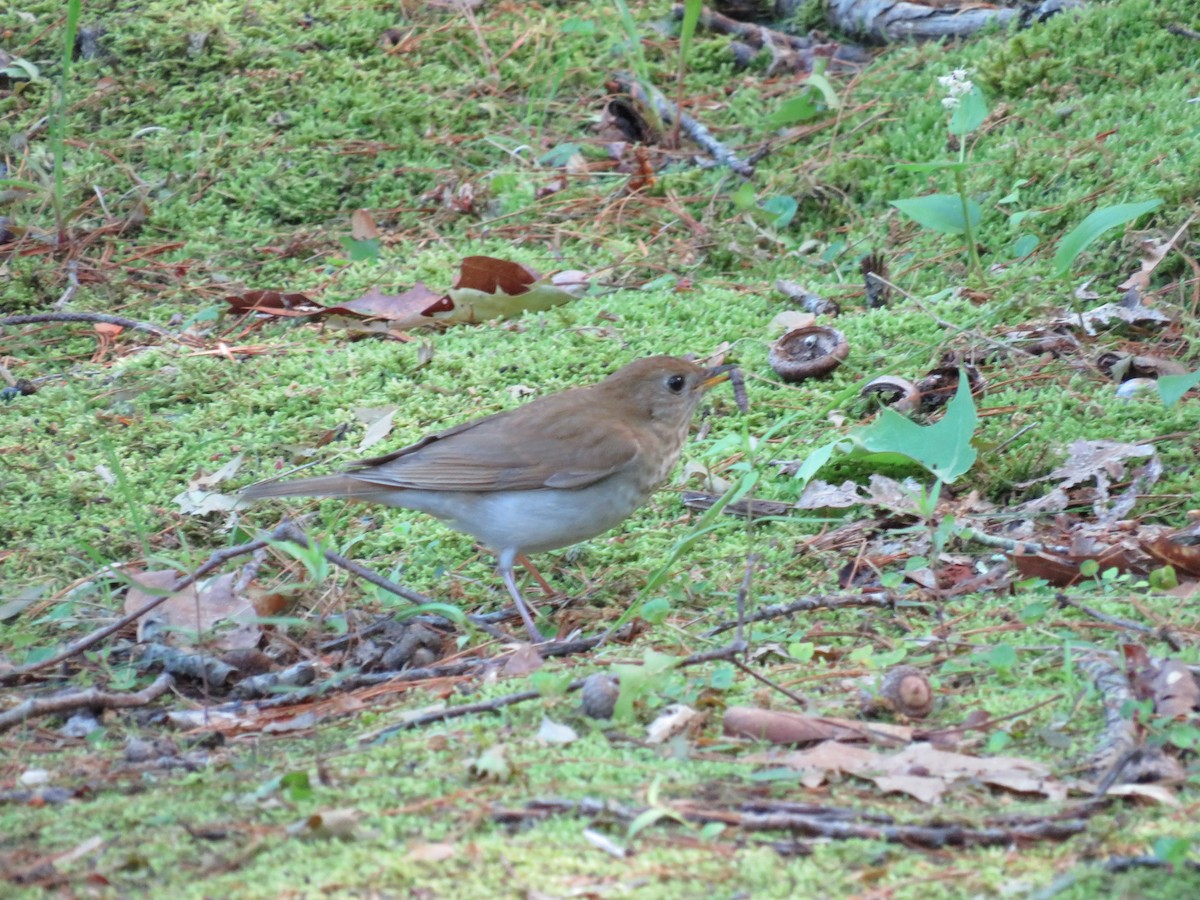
[241,356,729,641]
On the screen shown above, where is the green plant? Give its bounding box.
[50,0,83,242]
[891,68,987,283]
[674,0,703,147]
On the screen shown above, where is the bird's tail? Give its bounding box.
[240,474,377,501]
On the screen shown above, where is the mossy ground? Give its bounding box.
[2,0,1200,895]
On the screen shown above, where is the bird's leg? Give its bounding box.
[498,548,546,643]
[517,553,558,598]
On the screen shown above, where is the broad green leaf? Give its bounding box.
[788,440,839,486]
[998,179,1030,204]
[849,371,978,482]
[760,194,797,228]
[1011,233,1040,257]
[730,181,756,211]
[948,85,987,136]
[1008,209,1041,227]
[769,92,820,126]
[538,142,581,166]
[1157,368,1200,407]
[805,72,839,109]
[340,236,381,262]
[891,194,981,236]
[1051,199,1161,275]
[560,17,595,35]
[393,602,467,623]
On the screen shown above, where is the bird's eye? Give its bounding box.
[666,374,686,393]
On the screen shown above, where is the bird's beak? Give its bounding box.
[702,364,736,390]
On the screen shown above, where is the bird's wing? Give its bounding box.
[346,390,640,492]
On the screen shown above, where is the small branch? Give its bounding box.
[1166,23,1200,41]
[704,592,899,637]
[365,643,746,738]
[611,75,754,177]
[496,796,1086,848]
[0,527,291,684]
[920,693,1063,740]
[0,311,176,339]
[273,523,516,640]
[52,260,80,310]
[0,673,174,734]
[1056,595,1153,634]
[731,658,807,709]
[1075,652,1139,777]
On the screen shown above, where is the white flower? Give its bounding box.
[938,68,975,101]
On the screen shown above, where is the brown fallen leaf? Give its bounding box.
[324,283,450,323]
[1151,659,1200,719]
[443,256,587,323]
[1142,532,1200,577]
[226,289,318,316]
[758,740,1065,804]
[125,569,261,651]
[724,706,911,746]
[501,643,543,677]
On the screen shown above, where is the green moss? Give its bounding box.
[3,0,1200,892]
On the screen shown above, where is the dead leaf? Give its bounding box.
[405,842,458,862]
[769,310,816,334]
[350,208,379,241]
[354,406,397,453]
[125,570,261,651]
[1151,660,1200,719]
[441,256,587,323]
[453,255,539,296]
[1104,783,1181,807]
[646,704,700,744]
[1142,532,1200,577]
[226,290,318,316]
[760,740,1065,804]
[724,707,911,746]
[286,808,364,840]
[536,717,578,746]
[502,643,543,677]
[324,283,449,324]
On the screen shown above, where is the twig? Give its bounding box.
[672,4,821,53]
[0,673,174,734]
[496,796,1086,848]
[920,693,1063,739]
[0,527,291,683]
[704,592,898,637]
[1,311,176,340]
[1075,652,1139,777]
[365,643,746,738]
[1056,594,1179,650]
[735,552,757,646]
[611,75,753,177]
[52,260,79,309]
[730,658,807,709]
[272,523,515,640]
[1167,23,1200,41]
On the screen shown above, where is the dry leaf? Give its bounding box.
[125,570,261,651]
[646,704,700,744]
[502,643,543,677]
[536,716,578,746]
[350,208,379,241]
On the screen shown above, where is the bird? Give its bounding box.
[241,356,731,642]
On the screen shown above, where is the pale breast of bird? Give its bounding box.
[384,473,657,556]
